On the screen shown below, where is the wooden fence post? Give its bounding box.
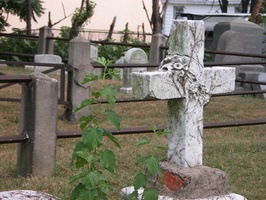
[17,72,58,177]
[64,36,94,122]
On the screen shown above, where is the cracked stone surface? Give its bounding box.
[132,20,235,167]
[0,190,62,200]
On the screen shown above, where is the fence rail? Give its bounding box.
[1,118,265,144]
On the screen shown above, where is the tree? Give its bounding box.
[250,0,263,24]
[69,0,95,39]
[218,0,229,13]
[142,0,169,34]
[0,0,44,34]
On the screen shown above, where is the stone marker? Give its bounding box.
[17,72,58,177]
[120,48,148,94]
[34,54,63,74]
[213,18,264,62]
[0,190,62,200]
[121,20,247,200]
[213,18,265,93]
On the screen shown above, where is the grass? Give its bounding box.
[0,66,265,199]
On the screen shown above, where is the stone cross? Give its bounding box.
[133,20,235,168]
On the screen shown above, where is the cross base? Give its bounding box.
[120,161,247,200]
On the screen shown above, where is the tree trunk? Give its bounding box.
[250,0,263,24]
[152,0,161,34]
[242,0,250,13]
[106,16,116,40]
[26,0,32,35]
[218,0,228,13]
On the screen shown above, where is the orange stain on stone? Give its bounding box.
[160,170,190,191]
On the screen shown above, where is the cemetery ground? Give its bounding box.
[0,66,265,200]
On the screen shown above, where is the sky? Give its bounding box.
[6,0,153,33]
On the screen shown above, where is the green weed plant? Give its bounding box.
[68,57,168,200]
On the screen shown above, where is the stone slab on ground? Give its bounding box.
[120,187,247,200]
[0,190,62,199]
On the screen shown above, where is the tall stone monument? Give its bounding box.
[121,20,247,200]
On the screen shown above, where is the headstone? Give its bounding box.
[213,18,265,92]
[120,48,148,94]
[257,72,266,99]
[91,45,102,76]
[115,56,125,80]
[213,18,264,62]
[64,36,93,122]
[0,190,62,200]
[17,72,58,177]
[0,60,7,67]
[239,71,266,100]
[121,20,247,200]
[90,45,98,60]
[34,54,63,74]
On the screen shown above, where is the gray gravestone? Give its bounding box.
[240,72,266,100]
[213,18,265,93]
[213,18,264,62]
[120,48,148,94]
[257,72,266,99]
[34,54,63,74]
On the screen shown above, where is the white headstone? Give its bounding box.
[122,20,247,200]
[120,48,148,94]
[134,20,235,167]
[34,54,63,74]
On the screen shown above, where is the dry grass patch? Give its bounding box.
[0,66,265,200]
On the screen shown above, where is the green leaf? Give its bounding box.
[135,138,151,147]
[136,155,152,165]
[69,171,89,185]
[69,142,88,167]
[101,85,118,106]
[81,73,99,84]
[82,128,103,151]
[126,190,139,200]
[75,99,96,112]
[143,188,158,200]
[92,91,101,98]
[134,173,146,190]
[75,155,88,168]
[99,149,116,173]
[79,189,98,200]
[107,68,120,80]
[79,115,96,130]
[82,170,106,188]
[93,57,112,67]
[75,151,96,163]
[156,146,167,151]
[156,129,171,136]
[105,108,121,131]
[145,156,162,178]
[102,129,121,148]
[69,183,85,200]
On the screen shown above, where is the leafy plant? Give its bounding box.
[69,57,121,200]
[0,29,38,62]
[127,128,171,200]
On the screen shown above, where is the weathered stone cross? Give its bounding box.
[133,20,235,168]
